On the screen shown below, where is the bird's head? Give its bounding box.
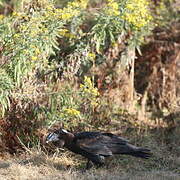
[46,129,72,147]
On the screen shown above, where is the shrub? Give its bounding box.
[3,0,177,152]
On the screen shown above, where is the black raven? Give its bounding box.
[46,129,152,169]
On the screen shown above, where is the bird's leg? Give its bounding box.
[86,160,93,170]
[96,156,105,168]
[96,162,105,169]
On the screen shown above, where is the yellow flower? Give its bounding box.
[58,29,76,38]
[0,15,4,20]
[126,3,134,10]
[46,5,54,11]
[123,0,152,29]
[64,108,80,117]
[14,34,20,38]
[88,52,96,59]
[106,0,120,16]
[55,0,89,21]
[31,56,38,61]
[91,89,100,96]
[58,29,68,36]
[12,12,19,16]
[80,76,100,108]
[81,76,99,96]
[61,13,74,20]
[80,84,84,88]
[84,76,93,87]
[35,48,40,55]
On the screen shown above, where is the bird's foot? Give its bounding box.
[86,160,94,170]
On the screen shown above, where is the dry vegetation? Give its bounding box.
[0,127,180,180]
[0,136,180,180]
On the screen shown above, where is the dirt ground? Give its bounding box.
[0,148,179,180]
[0,164,179,180]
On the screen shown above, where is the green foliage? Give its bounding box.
[43,83,82,128]
[40,76,99,129]
[0,0,154,86]
[152,0,179,26]
[0,0,90,117]
[0,69,13,116]
[90,0,152,54]
[0,0,156,124]
[0,0,174,118]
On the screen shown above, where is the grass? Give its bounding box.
[0,132,180,180]
[0,156,179,180]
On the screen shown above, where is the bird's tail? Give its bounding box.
[120,144,152,159]
[128,147,152,159]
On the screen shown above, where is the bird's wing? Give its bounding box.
[75,134,113,156]
[74,132,102,139]
[102,133,129,144]
[74,131,129,156]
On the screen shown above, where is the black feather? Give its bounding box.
[46,129,152,169]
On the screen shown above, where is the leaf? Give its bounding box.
[136,46,142,56]
[109,30,115,43]
[51,40,60,51]
[96,38,101,54]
